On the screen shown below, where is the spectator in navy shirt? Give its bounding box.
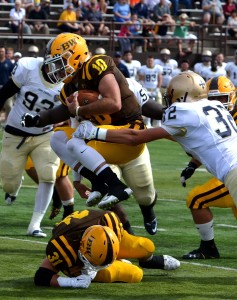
[113,52,130,78]
[132,0,149,19]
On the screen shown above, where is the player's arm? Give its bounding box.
[66,73,122,117]
[21,104,71,128]
[34,257,92,288]
[142,99,164,120]
[0,79,20,111]
[75,121,171,144]
[180,157,201,187]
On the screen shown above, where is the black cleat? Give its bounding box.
[183,241,220,259]
[144,218,157,235]
[5,193,16,205]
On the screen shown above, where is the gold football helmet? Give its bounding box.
[206,76,236,110]
[44,33,90,84]
[164,71,207,106]
[79,225,120,271]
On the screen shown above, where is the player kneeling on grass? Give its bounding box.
[34,209,180,288]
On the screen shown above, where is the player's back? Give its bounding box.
[162,99,237,181]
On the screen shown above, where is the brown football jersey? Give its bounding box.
[46,209,122,277]
[60,55,143,125]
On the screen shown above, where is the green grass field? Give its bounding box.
[1,130,237,300]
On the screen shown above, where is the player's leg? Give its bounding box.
[0,132,28,204]
[27,133,59,237]
[183,177,235,259]
[119,146,158,235]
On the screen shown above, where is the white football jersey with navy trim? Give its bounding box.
[161,99,237,182]
[138,65,163,90]
[7,57,63,135]
[154,59,178,87]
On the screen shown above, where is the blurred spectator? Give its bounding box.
[128,13,144,51]
[57,3,84,34]
[121,50,141,79]
[154,13,175,49]
[172,13,197,56]
[13,51,22,64]
[223,0,237,21]
[145,0,171,13]
[118,21,132,53]
[150,0,172,22]
[40,0,51,18]
[132,0,150,19]
[98,0,107,13]
[9,0,32,34]
[28,45,39,57]
[227,9,237,39]
[113,51,130,77]
[6,47,15,63]
[28,1,50,34]
[83,0,109,35]
[113,0,131,23]
[0,47,15,121]
[169,0,192,16]
[225,50,237,87]
[202,0,225,33]
[141,18,156,51]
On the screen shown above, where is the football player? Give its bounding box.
[34,209,180,288]
[225,50,237,88]
[154,48,178,106]
[74,70,237,254]
[179,76,237,259]
[137,55,163,127]
[21,33,163,229]
[0,54,62,237]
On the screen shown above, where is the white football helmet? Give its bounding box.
[164,71,207,106]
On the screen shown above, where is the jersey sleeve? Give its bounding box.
[11,58,28,88]
[161,103,200,136]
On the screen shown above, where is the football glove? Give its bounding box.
[180,161,198,187]
[73,120,99,140]
[21,113,40,127]
[57,274,91,288]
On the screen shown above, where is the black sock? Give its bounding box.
[62,204,74,219]
[97,167,125,187]
[139,255,164,269]
[80,167,108,193]
[52,187,62,209]
[139,192,157,223]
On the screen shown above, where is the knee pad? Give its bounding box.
[94,260,143,283]
[0,156,23,194]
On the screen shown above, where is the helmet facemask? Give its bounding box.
[206,76,237,111]
[44,52,75,84]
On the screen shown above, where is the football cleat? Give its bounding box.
[163,255,181,270]
[5,193,16,205]
[49,206,61,220]
[139,255,180,270]
[144,218,157,235]
[98,187,133,209]
[183,245,220,259]
[86,191,103,207]
[27,229,47,238]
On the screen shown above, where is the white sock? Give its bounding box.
[61,198,74,206]
[195,220,214,241]
[27,182,54,232]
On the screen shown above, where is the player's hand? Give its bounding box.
[71,275,91,288]
[73,120,98,140]
[21,113,40,127]
[180,161,198,187]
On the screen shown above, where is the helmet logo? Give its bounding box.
[61,38,77,51]
[83,98,89,105]
[85,237,93,258]
[176,91,188,103]
[199,81,206,89]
